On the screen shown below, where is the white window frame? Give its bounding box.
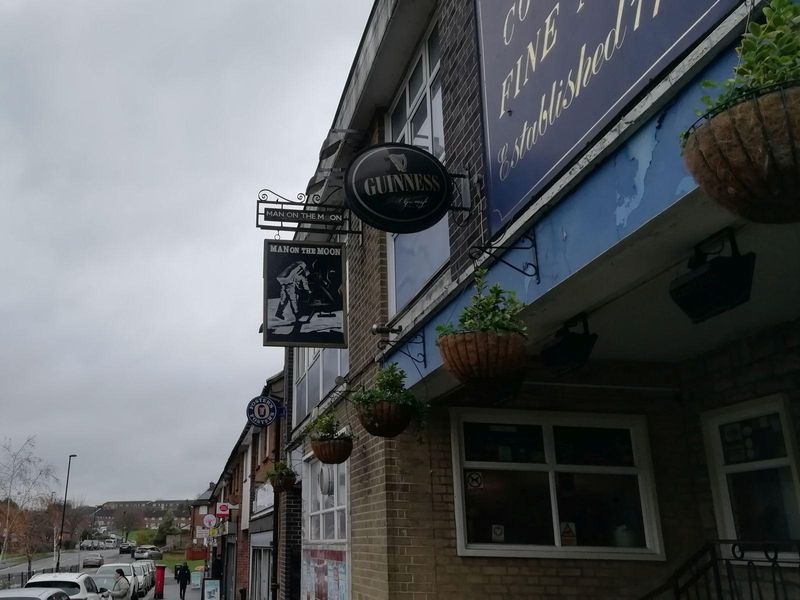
[702,395,800,540]
[385,19,448,317]
[293,346,349,428]
[302,454,349,544]
[450,408,665,560]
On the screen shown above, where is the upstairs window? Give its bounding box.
[386,22,449,315]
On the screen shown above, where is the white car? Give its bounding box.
[24,574,101,600]
[132,562,154,591]
[0,588,71,600]
[130,564,147,595]
[93,565,138,600]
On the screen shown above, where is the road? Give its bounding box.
[0,549,128,575]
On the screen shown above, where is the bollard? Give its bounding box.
[154,565,166,600]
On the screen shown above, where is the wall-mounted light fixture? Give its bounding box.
[541,313,598,373]
[668,227,756,324]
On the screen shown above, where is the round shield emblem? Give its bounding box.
[246,395,278,428]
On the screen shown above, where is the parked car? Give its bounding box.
[118,542,134,555]
[81,554,104,568]
[86,577,114,596]
[79,541,93,551]
[0,588,70,600]
[103,540,116,549]
[24,574,101,600]
[141,546,162,560]
[132,562,153,591]
[94,565,137,600]
[130,564,147,595]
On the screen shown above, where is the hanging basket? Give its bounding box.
[682,83,800,223]
[268,473,297,493]
[356,401,413,438]
[310,438,353,464]
[438,330,528,382]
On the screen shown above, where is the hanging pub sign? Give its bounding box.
[476,0,740,235]
[246,394,279,428]
[344,143,453,233]
[263,239,347,348]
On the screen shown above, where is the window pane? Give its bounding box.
[392,215,449,311]
[307,358,320,409]
[410,98,430,150]
[427,25,441,71]
[322,476,335,510]
[311,515,320,540]
[464,422,544,463]
[310,463,320,512]
[340,347,349,376]
[408,58,424,103]
[720,413,786,465]
[556,473,645,547]
[391,92,407,142]
[322,349,338,398]
[727,467,800,540]
[323,512,336,540]
[337,465,347,507]
[337,509,347,540]
[554,426,634,466]
[464,470,554,545]
[295,378,306,423]
[430,75,444,159]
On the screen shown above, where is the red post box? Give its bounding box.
[154,564,166,599]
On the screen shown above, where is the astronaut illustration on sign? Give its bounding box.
[274,260,311,322]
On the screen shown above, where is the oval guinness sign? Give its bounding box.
[344,143,452,234]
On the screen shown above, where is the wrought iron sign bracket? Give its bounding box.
[377,330,427,369]
[469,233,541,283]
[448,170,480,229]
[256,188,362,236]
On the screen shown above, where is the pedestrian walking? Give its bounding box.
[102,569,130,600]
[177,562,191,600]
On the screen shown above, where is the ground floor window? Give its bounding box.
[303,459,347,542]
[450,408,664,559]
[703,395,800,541]
[250,546,271,600]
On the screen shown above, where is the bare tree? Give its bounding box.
[0,437,56,565]
[114,508,143,540]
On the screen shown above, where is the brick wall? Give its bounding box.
[235,529,250,599]
[679,318,800,543]
[278,346,302,600]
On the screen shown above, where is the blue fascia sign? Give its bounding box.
[476,0,741,235]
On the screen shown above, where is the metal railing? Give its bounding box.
[639,540,800,600]
[0,564,79,590]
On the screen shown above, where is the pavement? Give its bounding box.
[163,574,201,600]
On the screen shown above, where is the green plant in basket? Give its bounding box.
[351,364,425,437]
[435,268,528,382]
[307,410,352,441]
[436,268,527,338]
[681,0,800,223]
[695,0,800,116]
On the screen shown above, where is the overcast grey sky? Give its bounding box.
[0,1,373,505]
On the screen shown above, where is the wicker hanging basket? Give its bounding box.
[682,83,800,223]
[310,438,353,464]
[356,401,413,438]
[437,330,528,382]
[268,472,297,493]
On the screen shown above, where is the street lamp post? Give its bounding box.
[55,454,77,572]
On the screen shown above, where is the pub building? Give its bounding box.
[268,1,800,599]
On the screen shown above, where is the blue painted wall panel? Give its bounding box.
[389,46,738,386]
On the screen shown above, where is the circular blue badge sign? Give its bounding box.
[246,395,278,428]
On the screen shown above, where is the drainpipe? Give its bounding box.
[271,412,281,600]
